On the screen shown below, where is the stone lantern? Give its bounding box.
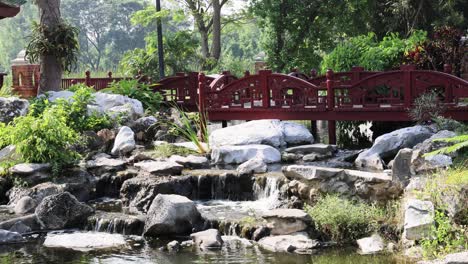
[11,50,40,98]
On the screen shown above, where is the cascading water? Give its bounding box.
[252,177,282,210]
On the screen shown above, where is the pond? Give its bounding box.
[0,236,414,264]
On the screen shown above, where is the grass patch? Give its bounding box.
[149,144,197,158]
[304,195,387,243]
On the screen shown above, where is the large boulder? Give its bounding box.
[168,155,209,169]
[209,120,285,148]
[9,163,51,185]
[283,165,401,202]
[355,126,434,170]
[258,232,320,254]
[130,116,158,142]
[417,251,468,264]
[209,120,314,148]
[111,126,136,156]
[35,192,94,230]
[404,199,434,240]
[280,121,314,145]
[237,158,267,175]
[0,97,29,124]
[143,194,202,237]
[263,209,311,235]
[211,145,281,164]
[47,91,144,121]
[0,229,25,244]
[190,229,224,250]
[413,130,457,154]
[43,232,127,251]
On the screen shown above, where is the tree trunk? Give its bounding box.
[36,0,62,93]
[211,0,221,61]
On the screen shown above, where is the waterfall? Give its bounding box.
[253,177,281,210]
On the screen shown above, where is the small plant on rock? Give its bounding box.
[409,92,446,124]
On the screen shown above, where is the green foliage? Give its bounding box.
[25,21,80,72]
[168,104,209,154]
[321,31,427,73]
[103,80,163,113]
[67,83,94,93]
[0,86,13,97]
[421,210,467,259]
[425,135,468,157]
[149,144,197,159]
[6,106,81,173]
[409,92,446,124]
[304,195,384,242]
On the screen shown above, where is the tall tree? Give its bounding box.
[36,0,62,91]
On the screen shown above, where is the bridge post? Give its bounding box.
[310,120,318,143]
[326,69,336,145]
[402,65,414,108]
[85,70,91,87]
[198,73,207,142]
[444,64,453,103]
[259,70,271,108]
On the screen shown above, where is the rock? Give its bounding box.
[357,234,385,254]
[211,145,281,164]
[168,155,209,169]
[8,182,65,206]
[9,163,51,185]
[424,154,452,168]
[111,126,136,156]
[167,240,180,252]
[0,214,41,232]
[135,160,184,175]
[209,120,285,148]
[252,226,270,241]
[282,152,302,162]
[258,232,320,254]
[280,121,314,145]
[172,142,209,152]
[143,194,202,236]
[285,144,336,156]
[417,251,468,264]
[130,116,158,141]
[413,130,457,154]
[35,192,94,230]
[190,229,224,250]
[0,145,19,163]
[86,153,126,175]
[404,199,434,240]
[237,158,267,174]
[43,232,127,252]
[392,148,414,185]
[283,165,401,201]
[9,221,31,234]
[263,209,311,235]
[181,240,194,248]
[355,126,434,170]
[0,97,29,124]
[14,196,37,215]
[0,229,25,244]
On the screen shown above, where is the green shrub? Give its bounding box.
[421,210,467,259]
[304,195,384,242]
[103,79,163,113]
[409,92,446,124]
[67,83,95,93]
[425,135,468,158]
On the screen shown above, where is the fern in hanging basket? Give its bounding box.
[25,21,80,72]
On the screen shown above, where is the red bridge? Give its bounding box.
[155,65,468,144]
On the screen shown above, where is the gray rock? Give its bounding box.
[43,232,127,252]
[131,116,158,142]
[111,126,136,156]
[413,130,457,154]
[357,234,385,254]
[86,153,126,174]
[0,229,25,244]
[14,196,37,215]
[0,145,19,163]
[209,120,285,148]
[0,97,29,124]
[355,126,434,170]
[190,229,224,249]
[8,221,31,234]
[143,194,202,236]
[0,214,41,232]
[168,155,209,169]
[280,121,314,145]
[9,163,51,185]
[181,240,194,248]
[417,251,468,264]
[283,165,401,201]
[263,209,311,235]
[252,226,270,241]
[35,192,94,230]
[258,232,320,254]
[424,154,452,168]
[211,144,281,164]
[8,182,65,206]
[135,160,184,175]
[404,199,434,240]
[237,158,267,174]
[167,240,180,252]
[285,144,336,156]
[392,148,414,185]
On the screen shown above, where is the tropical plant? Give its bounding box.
[425,135,468,157]
[409,92,446,124]
[103,79,163,113]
